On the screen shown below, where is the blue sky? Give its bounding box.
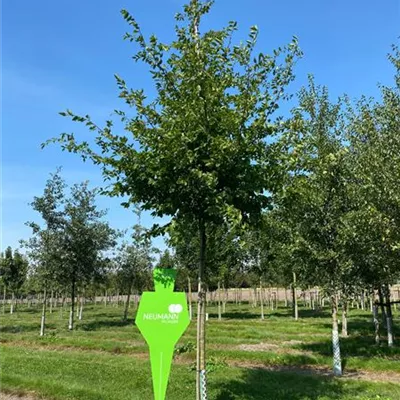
[2,0,399,252]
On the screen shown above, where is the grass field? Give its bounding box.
[1,301,400,399]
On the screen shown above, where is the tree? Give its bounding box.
[280,77,353,376]
[345,44,400,346]
[22,169,66,336]
[0,247,28,314]
[46,1,301,396]
[116,224,154,321]
[60,182,117,330]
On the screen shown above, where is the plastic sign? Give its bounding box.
[136,268,190,400]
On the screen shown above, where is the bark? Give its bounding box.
[69,276,76,330]
[378,287,387,327]
[10,292,15,314]
[40,288,47,336]
[341,300,348,337]
[196,220,207,400]
[373,304,380,345]
[188,276,192,320]
[360,291,365,311]
[217,281,222,321]
[50,290,54,314]
[79,293,84,321]
[292,272,298,320]
[222,286,226,313]
[331,294,342,376]
[123,284,132,321]
[284,288,288,308]
[2,286,6,314]
[104,290,107,307]
[384,284,394,347]
[260,279,265,320]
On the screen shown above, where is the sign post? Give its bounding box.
[136,268,190,400]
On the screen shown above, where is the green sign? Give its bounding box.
[136,269,190,400]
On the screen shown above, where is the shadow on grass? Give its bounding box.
[208,308,332,321]
[78,319,134,331]
[213,368,359,400]
[0,323,57,333]
[299,333,400,359]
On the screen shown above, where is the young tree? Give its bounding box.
[22,169,66,336]
[46,1,301,396]
[116,224,154,321]
[60,182,117,330]
[345,44,400,346]
[280,77,353,376]
[0,247,28,314]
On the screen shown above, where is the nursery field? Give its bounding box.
[1,302,400,400]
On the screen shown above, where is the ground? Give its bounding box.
[1,300,400,399]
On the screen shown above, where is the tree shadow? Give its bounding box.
[78,319,134,331]
[208,312,260,320]
[213,368,370,400]
[0,323,57,333]
[299,333,400,359]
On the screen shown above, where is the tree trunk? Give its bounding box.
[378,287,387,327]
[69,277,76,330]
[40,288,47,336]
[331,294,342,376]
[284,288,288,308]
[123,284,132,321]
[188,276,193,320]
[222,285,226,313]
[292,272,298,320]
[384,284,394,347]
[373,304,380,345]
[2,286,6,314]
[79,294,84,321]
[342,300,348,337]
[260,278,264,320]
[104,290,107,307]
[60,296,65,319]
[217,281,222,321]
[49,290,54,314]
[10,291,15,314]
[196,220,207,400]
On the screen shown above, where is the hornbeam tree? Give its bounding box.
[23,169,66,336]
[280,76,353,376]
[45,1,301,397]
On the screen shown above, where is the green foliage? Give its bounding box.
[45,0,301,234]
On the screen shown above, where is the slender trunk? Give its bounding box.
[69,276,76,330]
[284,288,288,308]
[49,290,53,314]
[40,288,47,336]
[384,284,394,347]
[342,300,348,337]
[222,287,226,314]
[123,284,132,321]
[2,286,6,314]
[373,304,380,345]
[196,220,207,400]
[331,294,342,376]
[104,290,107,307]
[79,293,84,321]
[292,272,298,320]
[188,276,192,321]
[260,278,264,320]
[60,296,65,319]
[378,287,387,327]
[10,292,15,314]
[217,281,222,321]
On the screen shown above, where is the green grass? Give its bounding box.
[1,301,400,399]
